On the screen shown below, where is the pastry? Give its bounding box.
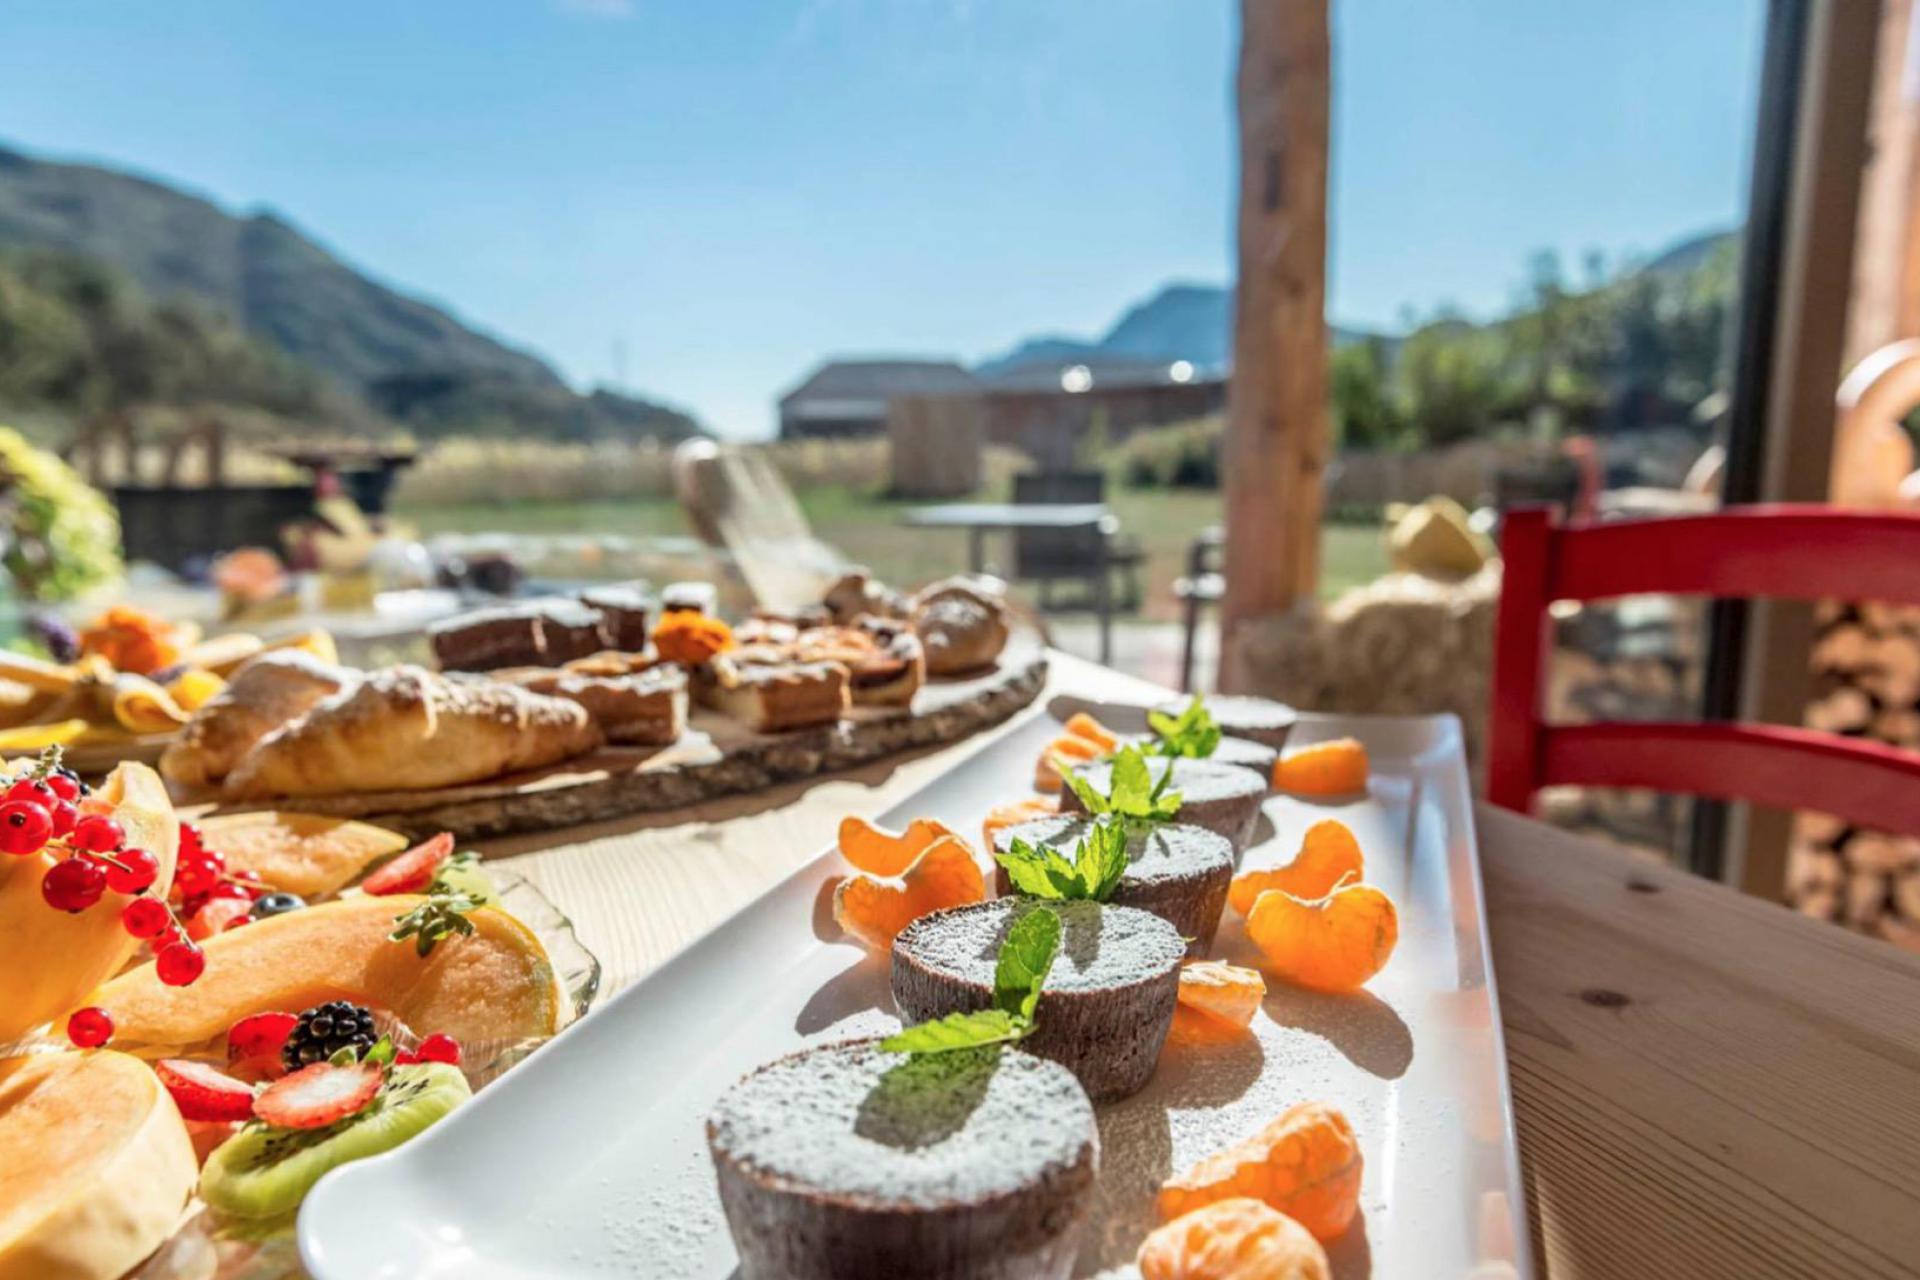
[911,575,1010,676]
[707,1039,1097,1280]
[561,648,662,678]
[697,655,849,734]
[892,898,1185,1101]
[785,622,924,708]
[1122,732,1279,789]
[1060,755,1269,852]
[1154,695,1298,751]
[160,652,352,791]
[823,569,908,624]
[499,665,687,746]
[577,584,653,651]
[223,666,602,798]
[428,599,609,672]
[992,816,1234,954]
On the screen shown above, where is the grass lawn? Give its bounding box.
[397,488,1389,620]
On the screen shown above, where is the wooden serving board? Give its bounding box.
[191,627,1048,842]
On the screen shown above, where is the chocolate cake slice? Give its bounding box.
[892,899,1185,1101]
[991,816,1232,953]
[429,598,611,671]
[707,1039,1097,1280]
[1059,755,1268,853]
[577,583,653,651]
[1155,694,1298,750]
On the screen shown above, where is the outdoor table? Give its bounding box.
[485,652,1920,1280]
[901,502,1114,663]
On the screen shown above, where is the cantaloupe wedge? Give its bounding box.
[0,1051,197,1280]
[94,894,562,1053]
[194,810,409,898]
[0,763,181,1044]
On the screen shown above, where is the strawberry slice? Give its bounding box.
[226,1010,299,1079]
[360,832,454,896]
[156,1059,259,1122]
[253,1060,382,1130]
[186,895,252,941]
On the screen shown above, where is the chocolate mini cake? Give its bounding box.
[661,580,718,614]
[892,899,1185,1101]
[708,1039,1097,1280]
[577,583,653,651]
[1155,694,1298,750]
[1059,755,1268,853]
[991,816,1233,953]
[1124,733,1279,789]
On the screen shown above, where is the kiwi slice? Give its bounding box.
[200,1063,471,1219]
[434,857,497,906]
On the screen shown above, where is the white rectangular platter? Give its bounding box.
[299,697,1531,1279]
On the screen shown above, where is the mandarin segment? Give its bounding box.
[981,795,1060,850]
[836,815,964,877]
[1177,960,1267,1028]
[1034,732,1105,792]
[1061,712,1121,753]
[1158,1102,1362,1244]
[831,836,986,950]
[1229,820,1363,916]
[1138,1197,1331,1280]
[1245,879,1398,994]
[1272,738,1369,797]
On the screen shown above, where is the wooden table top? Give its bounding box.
[488,652,1920,1280]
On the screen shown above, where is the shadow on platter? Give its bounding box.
[1074,1011,1267,1272]
[1326,1207,1373,1279]
[794,951,892,1036]
[1263,986,1413,1080]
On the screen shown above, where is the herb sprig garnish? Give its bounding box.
[995,818,1130,903]
[389,889,480,956]
[1148,696,1222,759]
[1060,744,1182,831]
[880,906,1061,1055]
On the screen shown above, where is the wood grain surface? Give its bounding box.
[483,652,1920,1279]
[1481,803,1920,1280]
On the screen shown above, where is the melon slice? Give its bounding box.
[194,811,409,898]
[94,894,563,1054]
[0,1051,197,1280]
[0,763,181,1043]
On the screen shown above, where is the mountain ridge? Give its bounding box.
[0,141,701,440]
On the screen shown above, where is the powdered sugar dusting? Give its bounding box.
[894,899,1187,993]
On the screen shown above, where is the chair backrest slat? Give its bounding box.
[1487,503,1920,841]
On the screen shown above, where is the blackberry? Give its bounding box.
[281,1001,379,1070]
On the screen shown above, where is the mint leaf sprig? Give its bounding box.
[1148,696,1222,760]
[1061,744,1183,831]
[995,819,1130,904]
[389,890,480,957]
[881,905,1061,1055]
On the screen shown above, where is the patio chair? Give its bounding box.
[672,440,848,612]
[1011,471,1143,611]
[1488,504,1920,839]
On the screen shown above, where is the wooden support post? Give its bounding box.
[1219,0,1331,690]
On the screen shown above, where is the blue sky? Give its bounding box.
[0,0,1763,438]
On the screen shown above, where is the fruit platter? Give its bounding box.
[295,693,1530,1279]
[162,572,1048,841]
[0,749,598,1280]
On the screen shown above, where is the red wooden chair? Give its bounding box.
[1488,504,1920,838]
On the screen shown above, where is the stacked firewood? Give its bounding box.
[1788,600,1920,951]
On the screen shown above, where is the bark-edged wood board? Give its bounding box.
[186,628,1048,841]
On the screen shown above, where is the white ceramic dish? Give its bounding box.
[300,700,1531,1279]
